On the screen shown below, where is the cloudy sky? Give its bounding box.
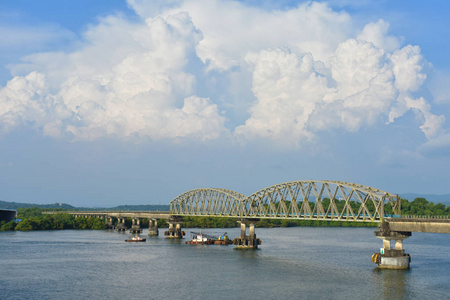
[1,0,450,207]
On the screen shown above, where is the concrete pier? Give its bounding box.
[233,219,261,249]
[148,219,159,236]
[115,218,128,232]
[130,218,143,234]
[372,222,411,269]
[164,217,185,238]
[106,217,115,229]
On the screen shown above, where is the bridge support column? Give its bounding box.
[372,222,411,269]
[164,217,185,238]
[233,219,261,249]
[115,218,128,232]
[148,219,159,236]
[106,217,114,229]
[130,218,143,234]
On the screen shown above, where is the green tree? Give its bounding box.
[0,221,17,231]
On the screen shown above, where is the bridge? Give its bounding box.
[45,180,450,270]
[0,208,17,222]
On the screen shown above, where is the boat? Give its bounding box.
[186,231,233,245]
[214,233,233,245]
[125,235,146,242]
[185,232,214,245]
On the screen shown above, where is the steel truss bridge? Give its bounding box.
[44,180,448,269]
[170,180,401,222]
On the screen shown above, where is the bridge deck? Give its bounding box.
[386,217,450,234]
[42,211,450,234]
[43,211,171,219]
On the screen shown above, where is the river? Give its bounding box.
[1,227,449,299]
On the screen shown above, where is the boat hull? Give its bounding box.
[185,240,214,245]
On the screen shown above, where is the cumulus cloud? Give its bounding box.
[237,36,444,144]
[155,0,353,70]
[0,0,446,147]
[235,49,331,146]
[0,72,65,133]
[357,19,401,52]
[1,12,228,141]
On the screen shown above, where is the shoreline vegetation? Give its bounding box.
[1,197,449,232]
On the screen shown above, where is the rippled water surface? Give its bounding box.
[1,227,449,299]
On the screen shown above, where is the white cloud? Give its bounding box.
[238,37,442,144]
[157,0,353,70]
[0,0,446,148]
[357,19,401,52]
[0,72,68,135]
[235,49,331,146]
[390,45,427,92]
[1,12,227,141]
[389,96,445,139]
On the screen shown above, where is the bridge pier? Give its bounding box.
[372,222,411,269]
[164,217,185,238]
[130,218,143,234]
[148,219,159,236]
[115,218,128,232]
[233,219,261,249]
[106,217,114,229]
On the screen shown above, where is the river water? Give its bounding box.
[1,227,449,299]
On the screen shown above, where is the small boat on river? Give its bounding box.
[186,232,214,245]
[214,233,233,245]
[186,232,232,245]
[125,235,146,242]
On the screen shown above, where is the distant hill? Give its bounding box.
[0,200,75,210]
[0,200,169,211]
[107,204,170,211]
[76,204,170,211]
[400,193,450,206]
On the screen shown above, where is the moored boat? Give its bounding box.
[125,235,146,242]
[185,233,214,245]
[214,233,233,245]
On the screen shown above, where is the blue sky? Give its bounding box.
[1,0,450,207]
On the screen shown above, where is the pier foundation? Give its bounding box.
[372,222,411,269]
[233,219,261,249]
[115,218,128,232]
[164,217,185,238]
[148,219,159,236]
[106,217,114,229]
[130,218,143,234]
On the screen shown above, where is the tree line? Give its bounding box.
[1,197,449,231]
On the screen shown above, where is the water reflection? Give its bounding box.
[373,268,410,299]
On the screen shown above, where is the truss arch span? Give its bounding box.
[243,180,400,221]
[170,188,246,217]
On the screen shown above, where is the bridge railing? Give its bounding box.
[399,215,449,219]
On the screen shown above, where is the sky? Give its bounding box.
[1,0,450,207]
